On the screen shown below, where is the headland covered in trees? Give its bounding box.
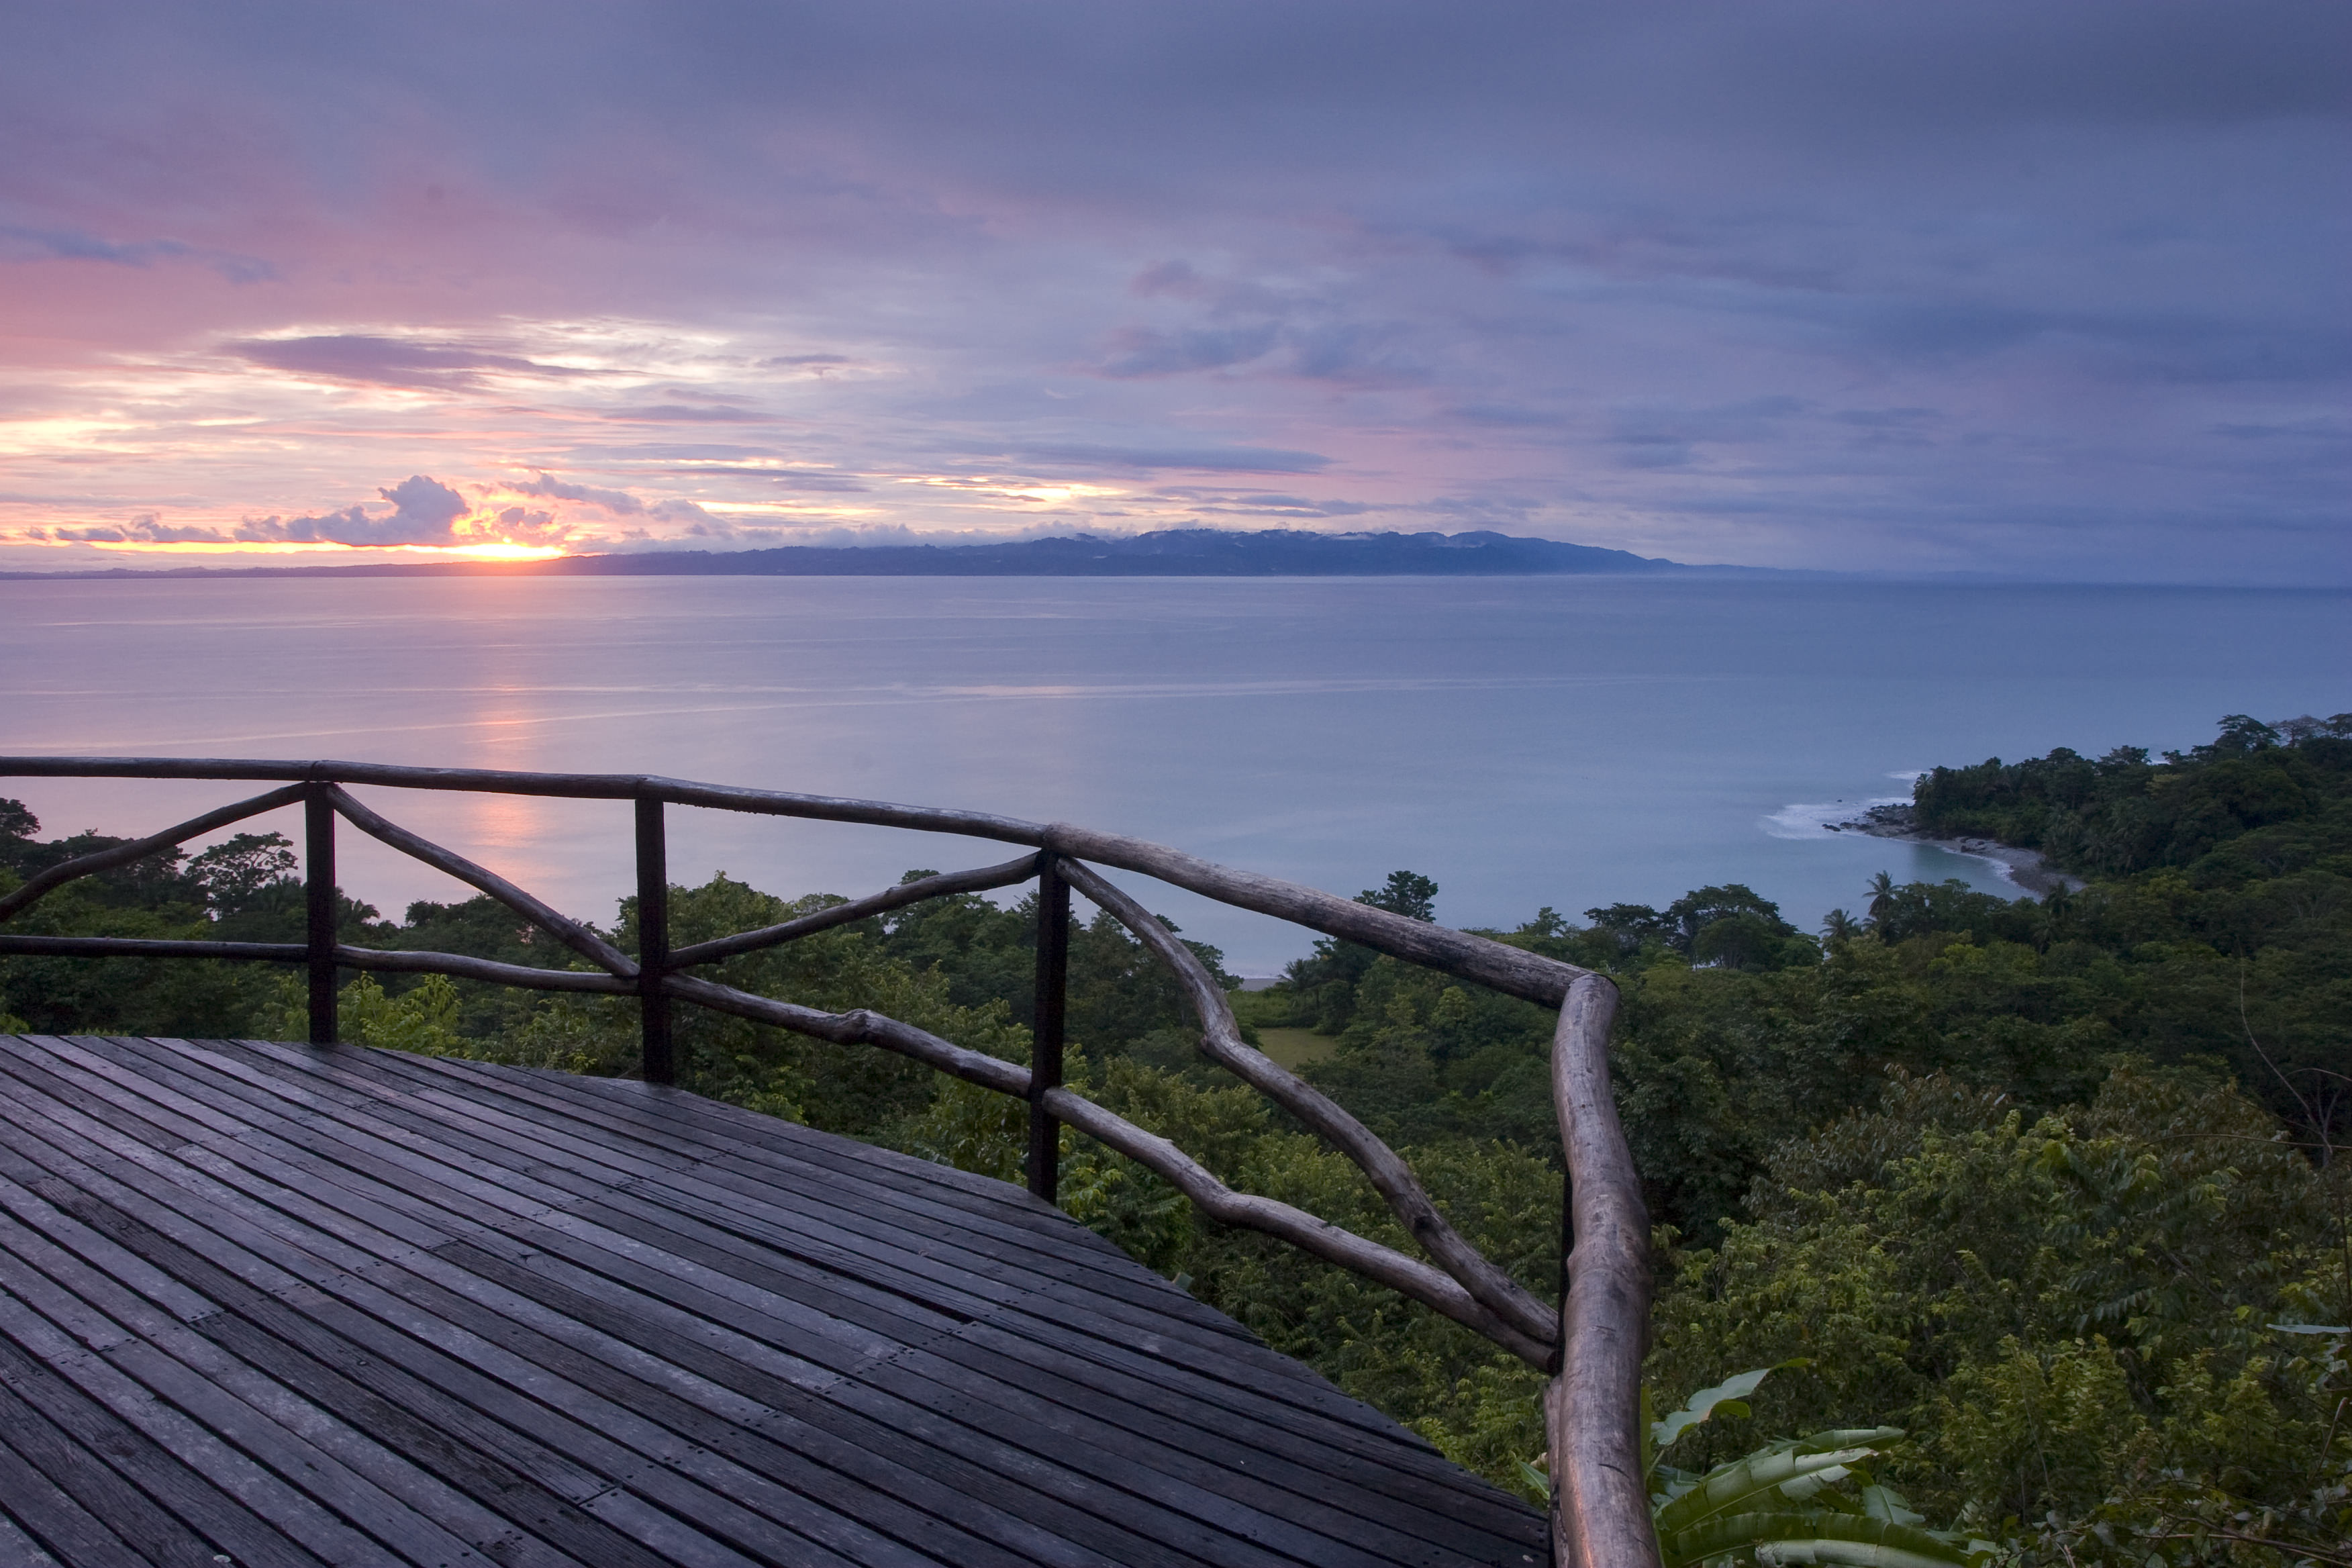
[3,710,2347,1563]
[0,527,1710,579]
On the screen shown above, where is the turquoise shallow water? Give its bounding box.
[1,575,2345,973]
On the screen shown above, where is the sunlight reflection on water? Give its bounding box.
[3,575,2342,972]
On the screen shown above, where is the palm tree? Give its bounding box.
[1865,871,1898,928]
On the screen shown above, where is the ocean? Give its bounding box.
[1,575,2343,974]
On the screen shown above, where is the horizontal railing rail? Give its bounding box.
[0,754,1657,1566]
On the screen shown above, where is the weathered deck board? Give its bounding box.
[0,1036,1548,1568]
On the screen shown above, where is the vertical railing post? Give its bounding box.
[304,783,336,1045]
[636,793,674,1085]
[1027,856,1071,1204]
[1555,1167,1575,1375]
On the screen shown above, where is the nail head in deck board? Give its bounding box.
[1,1036,1547,1568]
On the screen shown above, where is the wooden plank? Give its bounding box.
[0,1210,510,1568]
[505,1075,1497,1457]
[343,1046,1320,1379]
[189,1310,680,1568]
[225,1038,1141,1276]
[121,1048,1298,1401]
[0,1288,401,1566]
[0,1319,322,1568]
[383,1065,1261,1364]
[837,1334,1443,1568]
[922,1318,1540,1554]
[0,1081,952,1568]
[0,1071,1112,1568]
[0,1508,65,1568]
[14,1041,541,1271]
[0,1039,1546,1567]
[0,1433,144,1568]
[333,1040,1113,1252]
[0,1038,215,1151]
[237,1041,1306,1424]
[367,1244,1204,1568]
[0,1058,450,1295]
[415,1113,1537,1555]
[70,1204,782,1568]
[559,1191,1536,1556]
[114,1038,1537,1546]
[436,1238,1348,1568]
[458,1120,1526,1513]
[0,1375,229,1568]
[0,1190,616,1568]
[0,1077,864,1568]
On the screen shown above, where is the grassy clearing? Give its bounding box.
[1252,1026,1338,1070]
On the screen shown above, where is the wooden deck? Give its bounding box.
[0,1034,1547,1568]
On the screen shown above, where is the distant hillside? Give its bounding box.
[3,528,1698,579]
[547,529,1688,577]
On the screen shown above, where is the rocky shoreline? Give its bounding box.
[1825,803,2087,897]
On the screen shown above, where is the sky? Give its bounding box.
[0,1,2345,582]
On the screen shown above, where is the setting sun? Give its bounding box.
[434,541,569,560]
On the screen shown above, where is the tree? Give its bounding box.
[187,832,299,915]
[1865,871,1898,926]
[1359,870,1438,923]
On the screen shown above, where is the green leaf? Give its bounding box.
[1651,1361,1812,1455]
[1653,1430,1904,1536]
[1661,1510,1975,1568]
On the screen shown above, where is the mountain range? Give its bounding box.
[7,528,1710,579]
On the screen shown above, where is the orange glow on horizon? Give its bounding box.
[38,538,573,560]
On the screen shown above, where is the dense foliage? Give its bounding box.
[1915,712,2352,881]
[2,712,2345,1563]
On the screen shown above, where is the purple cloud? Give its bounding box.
[238,475,470,546]
[0,0,2344,581]
[31,515,233,544]
[599,405,774,424]
[227,336,589,391]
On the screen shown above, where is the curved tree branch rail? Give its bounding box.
[0,755,1659,1566]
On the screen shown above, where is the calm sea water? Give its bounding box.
[1,575,2344,973]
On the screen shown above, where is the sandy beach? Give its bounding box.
[1826,804,2087,897]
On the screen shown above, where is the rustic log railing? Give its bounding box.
[0,755,1657,1567]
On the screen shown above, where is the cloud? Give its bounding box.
[29,515,234,544]
[226,335,590,390]
[0,1,2345,581]
[1143,487,1383,519]
[1448,404,1567,428]
[1130,260,1209,299]
[1095,270,1422,385]
[1610,397,1810,469]
[1000,442,1332,474]
[599,405,774,423]
[499,473,718,528]
[648,466,871,492]
[0,224,275,282]
[1095,325,1279,377]
[507,474,649,513]
[238,475,471,545]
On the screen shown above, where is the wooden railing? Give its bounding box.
[0,755,1657,1567]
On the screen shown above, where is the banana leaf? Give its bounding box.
[1661,1510,1975,1568]
[1653,1430,1904,1537]
[1647,1359,1820,1479]
[1651,1366,1779,1452]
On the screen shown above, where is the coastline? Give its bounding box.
[1826,804,2088,897]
